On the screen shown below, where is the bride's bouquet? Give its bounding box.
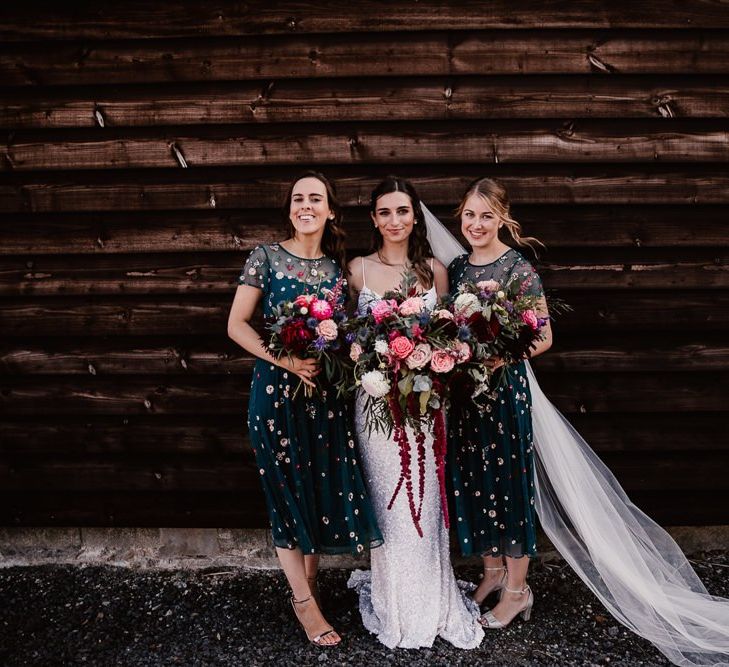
[346,274,473,535]
[266,278,350,398]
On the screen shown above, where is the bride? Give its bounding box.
[346,175,484,650]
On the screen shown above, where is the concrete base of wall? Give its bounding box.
[1,526,727,570]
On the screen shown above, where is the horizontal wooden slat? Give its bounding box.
[0,491,268,528]
[1,205,727,255]
[3,489,722,527]
[5,30,729,85]
[0,458,259,492]
[1,451,727,492]
[0,373,727,415]
[3,412,725,455]
[0,333,725,375]
[1,290,726,336]
[2,249,728,295]
[4,2,729,41]
[6,121,729,170]
[3,76,729,129]
[3,335,728,375]
[2,169,729,212]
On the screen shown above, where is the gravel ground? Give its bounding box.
[0,553,727,666]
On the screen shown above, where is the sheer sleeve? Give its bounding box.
[509,254,544,300]
[238,245,270,290]
[447,253,468,289]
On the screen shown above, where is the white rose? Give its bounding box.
[360,370,391,398]
[454,292,480,317]
[374,339,389,355]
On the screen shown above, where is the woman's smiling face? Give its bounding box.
[371,191,415,244]
[460,193,500,249]
[289,176,332,238]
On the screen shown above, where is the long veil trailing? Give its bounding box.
[421,203,729,666]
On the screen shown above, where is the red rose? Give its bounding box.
[280,319,314,353]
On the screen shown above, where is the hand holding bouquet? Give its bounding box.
[447,275,562,401]
[266,278,350,398]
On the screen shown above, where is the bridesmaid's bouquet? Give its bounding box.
[266,278,350,398]
[446,276,551,401]
[345,274,472,535]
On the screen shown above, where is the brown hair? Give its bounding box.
[282,170,348,275]
[369,175,434,289]
[456,177,544,254]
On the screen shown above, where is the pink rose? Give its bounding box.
[521,309,539,330]
[310,299,333,321]
[389,335,415,360]
[371,299,398,323]
[349,341,363,362]
[433,309,454,320]
[477,280,500,292]
[399,296,426,316]
[451,340,472,364]
[430,349,456,374]
[411,323,424,339]
[315,318,338,341]
[405,342,432,370]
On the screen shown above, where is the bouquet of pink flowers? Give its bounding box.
[346,275,474,535]
[266,278,350,397]
[445,276,553,402]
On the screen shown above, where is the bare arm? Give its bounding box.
[227,284,319,387]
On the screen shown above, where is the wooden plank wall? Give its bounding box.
[0,1,728,527]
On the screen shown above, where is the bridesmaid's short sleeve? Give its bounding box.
[238,245,269,290]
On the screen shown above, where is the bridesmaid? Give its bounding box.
[446,177,552,628]
[227,170,383,646]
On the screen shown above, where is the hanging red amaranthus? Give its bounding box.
[386,393,423,537]
[433,403,450,530]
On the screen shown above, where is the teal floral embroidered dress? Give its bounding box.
[239,243,383,554]
[447,249,544,558]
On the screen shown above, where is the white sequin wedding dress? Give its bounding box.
[346,277,484,650]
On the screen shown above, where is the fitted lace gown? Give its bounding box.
[347,279,484,650]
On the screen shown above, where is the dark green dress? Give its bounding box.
[239,243,383,555]
[446,249,544,558]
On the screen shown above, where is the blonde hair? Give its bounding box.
[455,177,544,253]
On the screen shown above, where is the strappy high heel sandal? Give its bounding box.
[479,584,534,629]
[290,595,341,646]
[472,566,507,606]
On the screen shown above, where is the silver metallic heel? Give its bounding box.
[479,584,533,629]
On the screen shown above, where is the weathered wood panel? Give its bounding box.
[0,373,726,415]
[1,291,728,336]
[3,412,725,455]
[2,452,727,492]
[6,121,729,170]
[5,335,728,375]
[2,249,727,295]
[1,206,726,255]
[1,2,728,528]
[3,77,729,129]
[4,1,729,41]
[3,489,722,527]
[2,169,729,213]
[4,31,729,86]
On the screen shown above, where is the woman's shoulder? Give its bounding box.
[447,252,470,271]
